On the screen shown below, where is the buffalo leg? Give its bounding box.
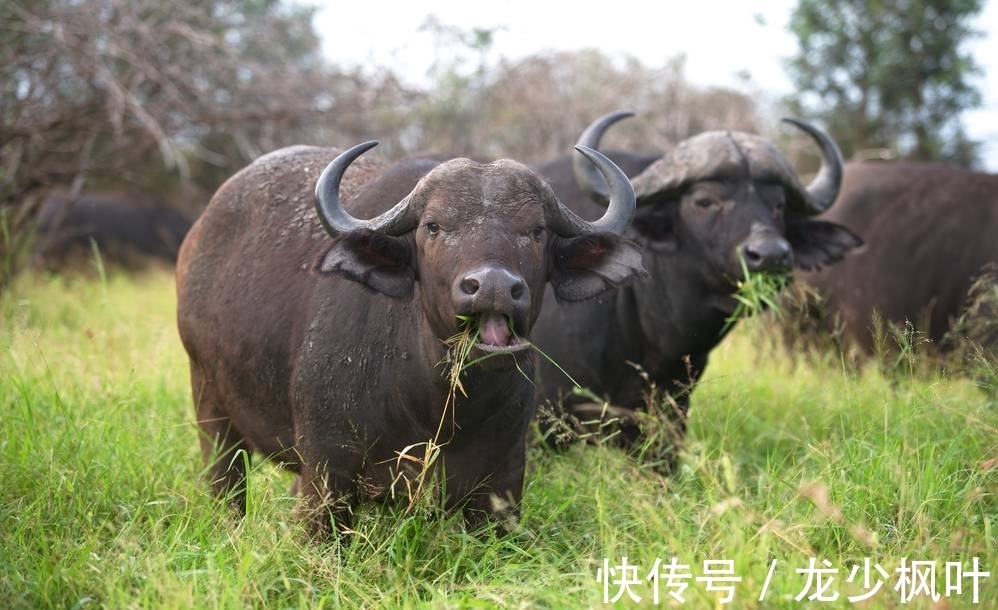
[295,458,358,541]
[452,443,526,535]
[190,363,250,513]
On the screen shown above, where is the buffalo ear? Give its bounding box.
[549,234,648,302]
[786,218,863,271]
[315,230,415,299]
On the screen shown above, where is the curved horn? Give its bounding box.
[572,110,635,205]
[782,118,843,215]
[314,140,420,236]
[546,145,636,236]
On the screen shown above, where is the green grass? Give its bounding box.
[1,270,996,609]
[723,256,791,334]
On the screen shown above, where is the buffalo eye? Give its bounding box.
[531,225,545,240]
[694,196,717,209]
[425,221,441,235]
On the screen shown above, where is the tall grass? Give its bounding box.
[1,270,996,609]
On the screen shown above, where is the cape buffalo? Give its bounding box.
[792,161,998,355]
[34,192,192,270]
[531,112,862,466]
[175,141,644,538]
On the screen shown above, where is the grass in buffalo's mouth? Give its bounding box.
[723,255,790,333]
[442,315,482,397]
[441,313,537,398]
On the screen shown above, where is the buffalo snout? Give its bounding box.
[738,231,793,273]
[453,266,530,336]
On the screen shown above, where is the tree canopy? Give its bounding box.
[784,0,984,165]
[0,1,760,289]
[0,0,414,287]
[2,0,336,208]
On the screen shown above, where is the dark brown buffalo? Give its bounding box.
[175,141,644,537]
[793,161,998,354]
[531,112,862,467]
[34,192,192,269]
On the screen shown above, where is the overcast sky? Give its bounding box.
[314,0,998,170]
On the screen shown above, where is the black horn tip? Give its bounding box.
[575,144,609,161]
[601,109,636,123]
[780,117,843,163]
[781,118,835,148]
[781,117,826,142]
[315,141,379,194]
[577,110,636,147]
[332,140,380,170]
[573,114,636,209]
[780,117,822,133]
[347,139,380,157]
[573,144,612,166]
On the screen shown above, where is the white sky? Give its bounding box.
[314,0,998,170]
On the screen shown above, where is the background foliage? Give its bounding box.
[2,0,987,289]
[785,0,984,163]
[2,1,996,606]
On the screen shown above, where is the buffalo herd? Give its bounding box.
[33,192,192,270]
[165,112,997,539]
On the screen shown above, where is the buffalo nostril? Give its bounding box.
[510,281,525,301]
[460,278,480,295]
[741,246,763,267]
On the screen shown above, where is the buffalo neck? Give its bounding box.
[621,251,735,383]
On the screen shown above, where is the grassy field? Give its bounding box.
[1,268,996,609]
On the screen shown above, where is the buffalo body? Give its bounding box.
[795,161,998,354]
[531,113,861,465]
[34,192,191,269]
[176,142,642,536]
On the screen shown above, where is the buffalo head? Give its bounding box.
[314,141,644,359]
[574,112,861,294]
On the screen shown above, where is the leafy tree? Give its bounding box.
[407,30,760,165]
[784,0,983,165]
[475,50,760,163]
[0,0,411,289]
